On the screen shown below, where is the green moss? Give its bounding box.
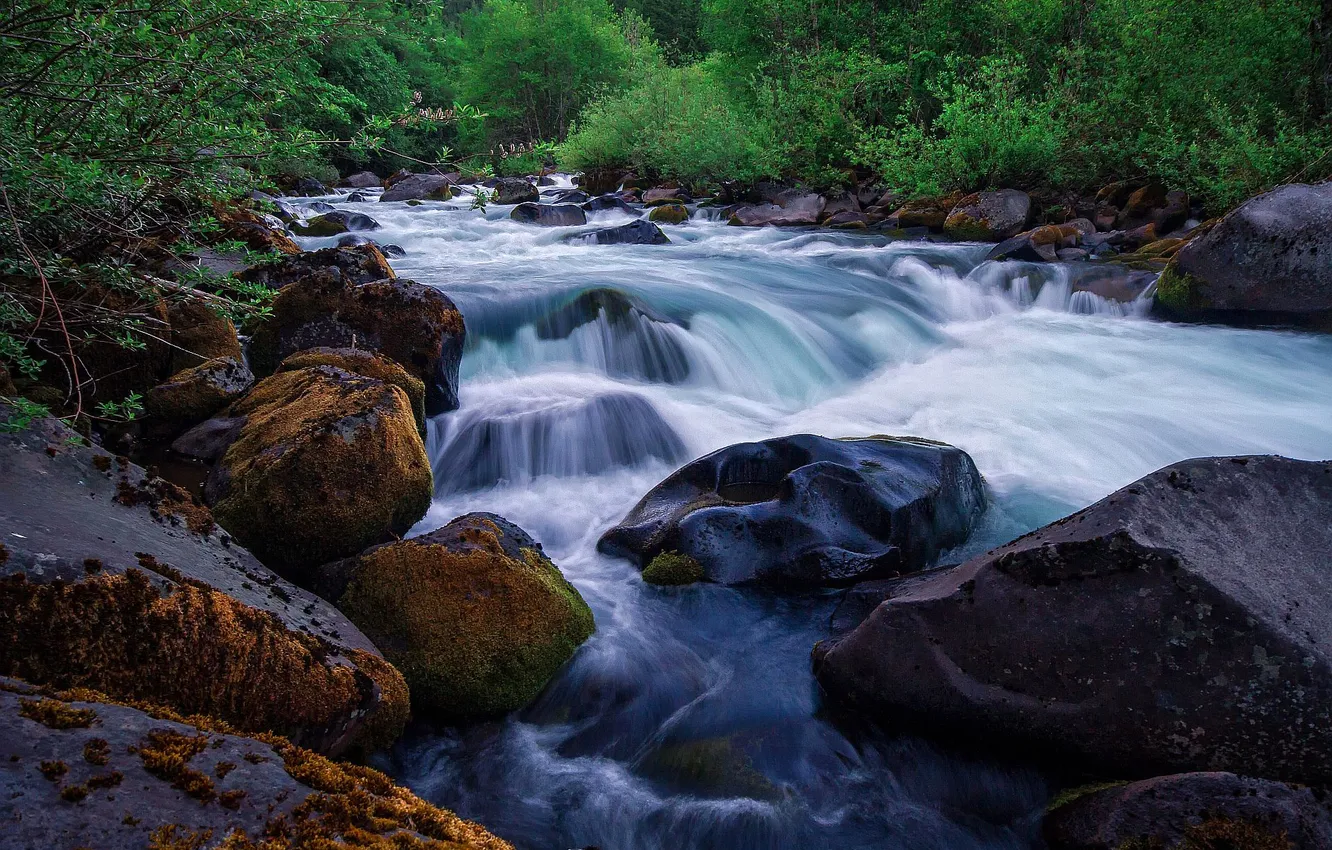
[278,348,427,434]
[648,203,689,224]
[1153,262,1208,313]
[646,737,778,800]
[642,551,705,586]
[1046,779,1128,812]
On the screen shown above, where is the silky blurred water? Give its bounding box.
[295,185,1332,850]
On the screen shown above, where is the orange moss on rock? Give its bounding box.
[208,367,431,577]
[335,513,594,719]
[167,300,244,373]
[145,357,253,430]
[0,569,408,753]
[278,348,426,434]
[20,697,97,728]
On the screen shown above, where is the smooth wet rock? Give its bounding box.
[0,677,506,849]
[548,188,590,205]
[0,414,408,754]
[290,210,380,237]
[729,192,824,227]
[1154,183,1332,329]
[248,270,464,414]
[510,202,587,226]
[205,366,432,580]
[599,434,986,587]
[492,177,539,205]
[339,169,381,189]
[144,357,254,432]
[322,513,595,721]
[944,190,1033,241]
[582,193,637,214]
[238,243,395,290]
[581,219,670,246]
[379,172,456,202]
[814,455,1332,784]
[1044,772,1332,850]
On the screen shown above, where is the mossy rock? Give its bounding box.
[166,300,243,373]
[144,357,254,432]
[642,550,704,586]
[1153,261,1210,315]
[278,347,426,434]
[205,366,432,580]
[332,512,595,720]
[0,676,509,849]
[648,203,689,224]
[238,243,395,291]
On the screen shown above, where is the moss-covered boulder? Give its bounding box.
[0,411,409,755]
[326,513,595,720]
[249,271,465,414]
[289,211,380,237]
[943,190,1032,241]
[380,173,456,202]
[238,243,395,290]
[890,192,963,230]
[641,551,704,586]
[165,299,243,373]
[205,366,432,580]
[0,676,510,850]
[648,203,689,225]
[278,347,426,433]
[144,357,254,433]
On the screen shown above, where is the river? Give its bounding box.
[294,181,1332,850]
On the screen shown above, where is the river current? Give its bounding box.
[294,181,1332,850]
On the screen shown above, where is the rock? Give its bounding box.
[321,513,595,720]
[302,201,338,216]
[379,173,456,203]
[492,177,539,205]
[582,193,637,214]
[643,187,691,206]
[290,177,326,196]
[986,229,1059,262]
[944,190,1033,241]
[890,194,962,230]
[171,416,247,463]
[290,211,380,237]
[824,210,869,229]
[380,243,406,258]
[1044,773,1332,850]
[1055,248,1089,262]
[238,243,395,290]
[1154,183,1332,328]
[578,168,632,195]
[819,190,863,223]
[165,300,242,373]
[598,434,986,587]
[1064,218,1097,241]
[648,203,689,224]
[1093,205,1118,232]
[814,455,1332,784]
[532,287,689,381]
[1153,190,1191,233]
[1071,269,1156,303]
[1121,221,1158,249]
[0,677,507,849]
[510,202,588,226]
[144,358,254,432]
[547,188,590,205]
[345,191,370,203]
[338,170,381,189]
[248,271,464,415]
[384,168,413,188]
[1095,179,1151,209]
[218,207,300,256]
[729,192,825,227]
[204,367,432,579]
[1116,182,1168,228]
[580,219,670,246]
[0,415,409,754]
[277,347,425,434]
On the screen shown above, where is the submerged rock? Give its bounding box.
[248,270,464,414]
[0,414,408,754]
[944,190,1033,241]
[322,513,595,720]
[510,202,587,226]
[814,455,1332,785]
[582,193,637,214]
[205,366,432,580]
[238,243,394,290]
[1044,772,1332,850]
[580,219,670,245]
[1154,183,1332,329]
[598,434,986,587]
[0,677,507,849]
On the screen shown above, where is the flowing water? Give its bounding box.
[294,183,1332,850]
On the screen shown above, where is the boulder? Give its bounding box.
[144,358,254,432]
[825,211,869,229]
[204,367,432,580]
[890,194,963,230]
[944,190,1033,241]
[510,202,587,226]
[290,177,326,196]
[729,193,824,227]
[384,168,413,188]
[238,243,395,290]
[290,211,380,237]
[338,170,381,189]
[648,203,689,224]
[277,347,425,434]
[548,188,590,205]
[818,190,863,224]
[643,187,691,206]
[492,177,538,205]
[1154,183,1332,328]
[0,677,508,849]
[580,219,670,246]
[218,207,300,255]
[814,456,1332,785]
[578,168,632,195]
[598,435,986,587]
[582,193,637,214]
[165,299,242,373]
[248,271,464,414]
[321,513,595,720]
[0,414,408,754]
[985,228,1060,262]
[379,173,456,203]
[1045,772,1332,850]
[1153,190,1191,233]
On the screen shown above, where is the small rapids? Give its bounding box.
[293,186,1332,850]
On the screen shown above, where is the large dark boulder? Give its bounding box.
[379,172,456,202]
[1044,772,1332,850]
[320,513,595,721]
[289,210,380,237]
[579,219,670,246]
[510,202,587,226]
[814,456,1332,785]
[248,271,464,414]
[944,190,1033,241]
[238,243,395,290]
[492,177,539,205]
[338,169,381,189]
[165,299,243,372]
[0,414,408,755]
[598,435,986,587]
[728,192,824,227]
[0,677,506,849]
[143,357,254,433]
[1154,183,1332,328]
[582,193,637,214]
